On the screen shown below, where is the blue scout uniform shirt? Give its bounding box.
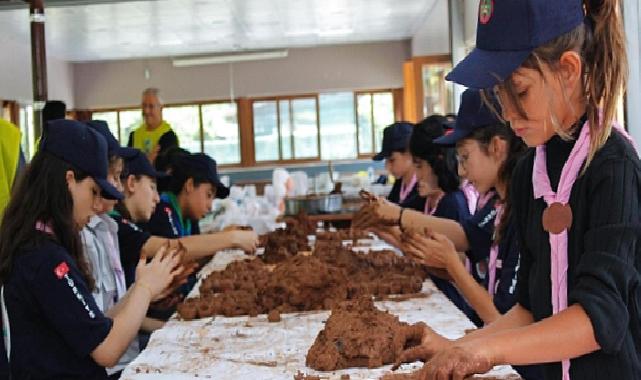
[110,211,152,288]
[144,192,199,238]
[141,192,200,320]
[491,212,521,315]
[387,178,425,212]
[3,239,112,379]
[461,193,498,285]
[426,190,480,324]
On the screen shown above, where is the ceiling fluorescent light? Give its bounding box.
[172,50,288,67]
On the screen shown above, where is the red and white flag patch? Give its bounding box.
[54,262,69,279]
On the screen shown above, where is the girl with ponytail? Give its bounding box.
[409,1,641,379]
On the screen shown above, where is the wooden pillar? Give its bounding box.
[29,0,48,139]
[237,97,255,167]
[392,88,404,122]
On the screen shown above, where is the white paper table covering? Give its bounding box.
[122,244,521,380]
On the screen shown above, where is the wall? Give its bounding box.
[72,40,411,109]
[411,0,450,57]
[0,30,75,107]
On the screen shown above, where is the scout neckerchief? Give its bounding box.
[161,192,191,237]
[423,192,444,216]
[399,174,417,204]
[461,180,479,215]
[532,117,635,380]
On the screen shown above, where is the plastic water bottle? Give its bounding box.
[367,167,375,184]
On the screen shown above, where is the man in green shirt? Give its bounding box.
[127,88,179,165]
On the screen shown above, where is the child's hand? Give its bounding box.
[230,230,259,253]
[403,230,458,270]
[393,324,453,370]
[135,245,181,299]
[352,198,401,229]
[419,341,496,380]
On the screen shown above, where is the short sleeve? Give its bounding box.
[435,191,470,223]
[461,197,497,263]
[113,217,151,268]
[144,202,179,238]
[387,181,401,204]
[112,215,151,287]
[27,247,113,358]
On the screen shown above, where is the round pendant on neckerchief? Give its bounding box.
[542,202,573,235]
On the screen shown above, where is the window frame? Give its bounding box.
[250,93,322,165]
[80,88,401,168]
[354,88,398,159]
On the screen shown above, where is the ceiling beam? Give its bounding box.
[0,0,150,11]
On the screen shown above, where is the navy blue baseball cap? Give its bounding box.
[40,119,123,200]
[175,153,230,199]
[434,89,502,146]
[86,120,138,159]
[446,0,585,89]
[372,122,414,161]
[124,150,167,179]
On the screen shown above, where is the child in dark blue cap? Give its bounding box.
[415,1,641,380]
[145,153,257,251]
[373,122,425,212]
[82,120,148,377]
[112,152,257,330]
[390,90,542,380]
[355,90,534,337]
[0,119,179,379]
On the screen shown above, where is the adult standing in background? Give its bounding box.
[127,88,179,165]
[0,119,22,219]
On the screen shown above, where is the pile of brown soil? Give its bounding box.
[306,298,425,371]
[177,232,428,320]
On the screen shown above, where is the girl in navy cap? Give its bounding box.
[417,0,641,379]
[355,90,543,378]
[82,121,164,377]
[373,122,426,212]
[407,115,477,322]
[0,120,179,379]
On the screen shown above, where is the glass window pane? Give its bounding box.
[92,111,120,142]
[422,64,454,116]
[291,98,318,159]
[119,109,142,147]
[201,102,240,165]
[253,101,279,161]
[279,101,292,160]
[357,94,373,154]
[163,105,201,154]
[19,105,35,160]
[372,92,394,152]
[319,92,357,160]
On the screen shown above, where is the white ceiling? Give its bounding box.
[0,0,438,62]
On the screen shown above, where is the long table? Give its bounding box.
[122,245,521,380]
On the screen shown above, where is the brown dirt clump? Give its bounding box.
[177,228,428,321]
[306,298,425,371]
